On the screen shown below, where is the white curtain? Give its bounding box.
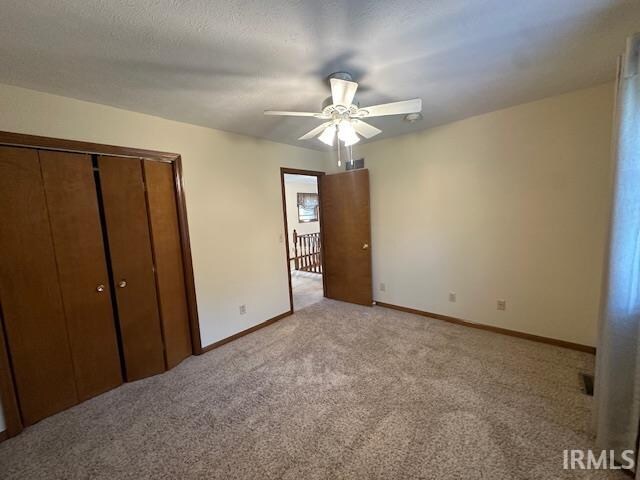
[594,33,640,473]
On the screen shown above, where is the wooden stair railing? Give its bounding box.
[292,229,322,274]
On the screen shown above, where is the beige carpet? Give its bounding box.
[292,271,324,311]
[0,300,622,479]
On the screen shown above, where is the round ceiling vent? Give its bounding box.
[404,112,423,122]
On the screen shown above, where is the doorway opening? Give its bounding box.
[280,168,326,312]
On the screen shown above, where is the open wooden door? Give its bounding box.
[320,169,373,306]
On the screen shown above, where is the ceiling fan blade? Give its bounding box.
[264,110,322,117]
[330,78,358,106]
[351,119,382,139]
[298,121,333,140]
[360,98,422,117]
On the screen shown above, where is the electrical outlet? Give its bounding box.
[449,292,456,302]
[239,304,247,315]
[497,300,506,311]
[379,282,386,292]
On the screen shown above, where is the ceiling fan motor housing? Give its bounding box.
[327,71,354,83]
[321,96,359,120]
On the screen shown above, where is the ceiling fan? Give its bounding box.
[264,72,422,147]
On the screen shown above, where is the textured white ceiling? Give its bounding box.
[1,0,638,150]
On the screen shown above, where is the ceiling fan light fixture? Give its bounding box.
[338,121,360,146]
[318,124,336,146]
[342,133,360,146]
[337,120,354,138]
[265,73,422,146]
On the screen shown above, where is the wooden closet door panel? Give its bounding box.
[40,151,123,400]
[143,160,192,369]
[0,146,78,425]
[98,155,165,381]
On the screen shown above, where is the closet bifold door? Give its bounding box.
[0,146,78,425]
[143,160,192,368]
[39,151,123,400]
[98,155,166,381]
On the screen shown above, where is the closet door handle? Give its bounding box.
[96,284,105,293]
[118,280,127,288]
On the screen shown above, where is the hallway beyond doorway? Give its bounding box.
[292,271,323,311]
[281,168,325,312]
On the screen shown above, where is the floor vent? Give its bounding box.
[581,373,594,396]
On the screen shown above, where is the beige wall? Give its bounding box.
[343,83,614,347]
[0,81,614,433]
[0,84,328,431]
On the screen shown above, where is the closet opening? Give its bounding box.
[0,130,202,441]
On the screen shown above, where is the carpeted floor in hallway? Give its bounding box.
[0,299,621,479]
[292,271,324,311]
